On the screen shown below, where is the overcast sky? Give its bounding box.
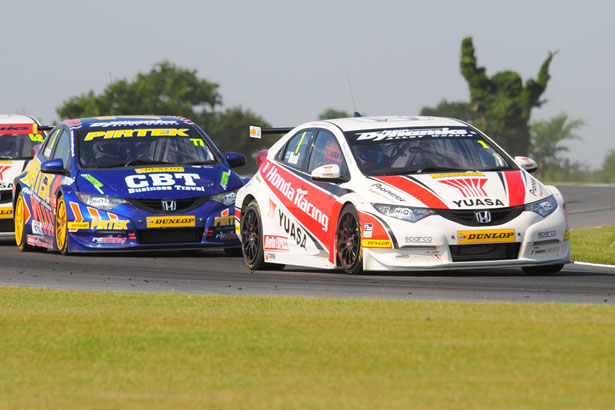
[2,0,613,167]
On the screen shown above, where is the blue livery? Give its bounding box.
[12,115,246,254]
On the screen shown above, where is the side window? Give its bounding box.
[279,129,315,170]
[51,129,71,170]
[42,128,61,159]
[307,130,348,176]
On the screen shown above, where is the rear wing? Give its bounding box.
[249,126,293,139]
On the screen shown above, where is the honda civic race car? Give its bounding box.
[235,116,570,274]
[13,115,246,254]
[0,114,48,237]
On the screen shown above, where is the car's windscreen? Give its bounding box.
[344,126,515,176]
[76,125,219,169]
[0,125,45,160]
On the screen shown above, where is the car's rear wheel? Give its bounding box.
[55,196,69,255]
[336,205,363,274]
[522,264,564,275]
[14,192,35,252]
[241,201,284,270]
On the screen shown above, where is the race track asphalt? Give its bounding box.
[0,184,613,304]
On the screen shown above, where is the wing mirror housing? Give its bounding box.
[40,158,68,175]
[225,152,247,168]
[514,156,538,173]
[311,164,348,183]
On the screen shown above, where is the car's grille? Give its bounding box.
[449,243,521,262]
[434,206,524,226]
[138,227,204,244]
[0,190,12,204]
[127,197,208,213]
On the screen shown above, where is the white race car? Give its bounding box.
[235,116,570,274]
[0,115,48,237]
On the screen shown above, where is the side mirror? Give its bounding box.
[514,156,538,173]
[40,158,68,175]
[311,164,348,183]
[225,152,247,168]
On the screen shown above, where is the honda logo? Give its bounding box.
[475,210,491,224]
[161,200,177,212]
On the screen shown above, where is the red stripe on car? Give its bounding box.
[375,176,448,209]
[504,171,526,206]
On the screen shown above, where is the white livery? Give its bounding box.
[235,116,570,274]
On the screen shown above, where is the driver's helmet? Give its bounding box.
[92,141,120,160]
[359,147,389,170]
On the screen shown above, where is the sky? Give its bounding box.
[2,0,614,168]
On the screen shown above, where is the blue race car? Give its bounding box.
[13,115,246,254]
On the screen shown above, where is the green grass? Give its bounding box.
[571,225,615,265]
[1,287,614,409]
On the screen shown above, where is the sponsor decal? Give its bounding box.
[404,236,432,244]
[90,120,179,128]
[363,223,373,238]
[146,215,196,228]
[537,230,557,239]
[431,172,484,179]
[91,220,129,230]
[265,253,275,261]
[278,209,307,249]
[214,215,234,227]
[265,164,329,232]
[84,128,189,141]
[267,199,277,219]
[92,237,127,244]
[32,220,44,234]
[125,173,203,194]
[26,235,54,249]
[439,178,487,197]
[0,165,12,180]
[264,235,290,251]
[0,207,12,218]
[0,124,34,135]
[135,167,184,173]
[457,229,515,244]
[0,181,13,189]
[362,239,392,248]
[369,183,406,203]
[67,221,90,230]
[452,198,505,208]
[355,127,476,142]
[81,173,104,194]
[220,170,230,190]
[375,176,448,209]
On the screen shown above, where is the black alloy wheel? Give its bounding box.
[336,205,363,274]
[240,201,283,270]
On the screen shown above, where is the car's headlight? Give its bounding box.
[373,203,434,223]
[76,192,127,211]
[211,189,237,206]
[525,195,558,217]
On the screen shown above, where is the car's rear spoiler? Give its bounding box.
[38,125,54,132]
[249,126,293,139]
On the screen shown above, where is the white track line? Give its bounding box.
[573,261,615,271]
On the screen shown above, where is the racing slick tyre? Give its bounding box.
[14,191,35,252]
[336,205,363,274]
[55,195,69,255]
[522,264,564,275]
[240,200,284,270]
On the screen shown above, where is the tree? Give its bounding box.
[419,99,474,122]
[206,106,274,174]
[318,108,350,120]
[56,61,222,127]
[460,37,557,155]
[529,113,584,181]
[598,150,615,183]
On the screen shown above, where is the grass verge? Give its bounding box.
[1,287,614,409]
[570,225,615,265]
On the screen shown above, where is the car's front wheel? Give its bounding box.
[14,192,35,252]
[336,205,363,274]
[55,196,69,255]
[522,264,564,275]
[241,201,284,270]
